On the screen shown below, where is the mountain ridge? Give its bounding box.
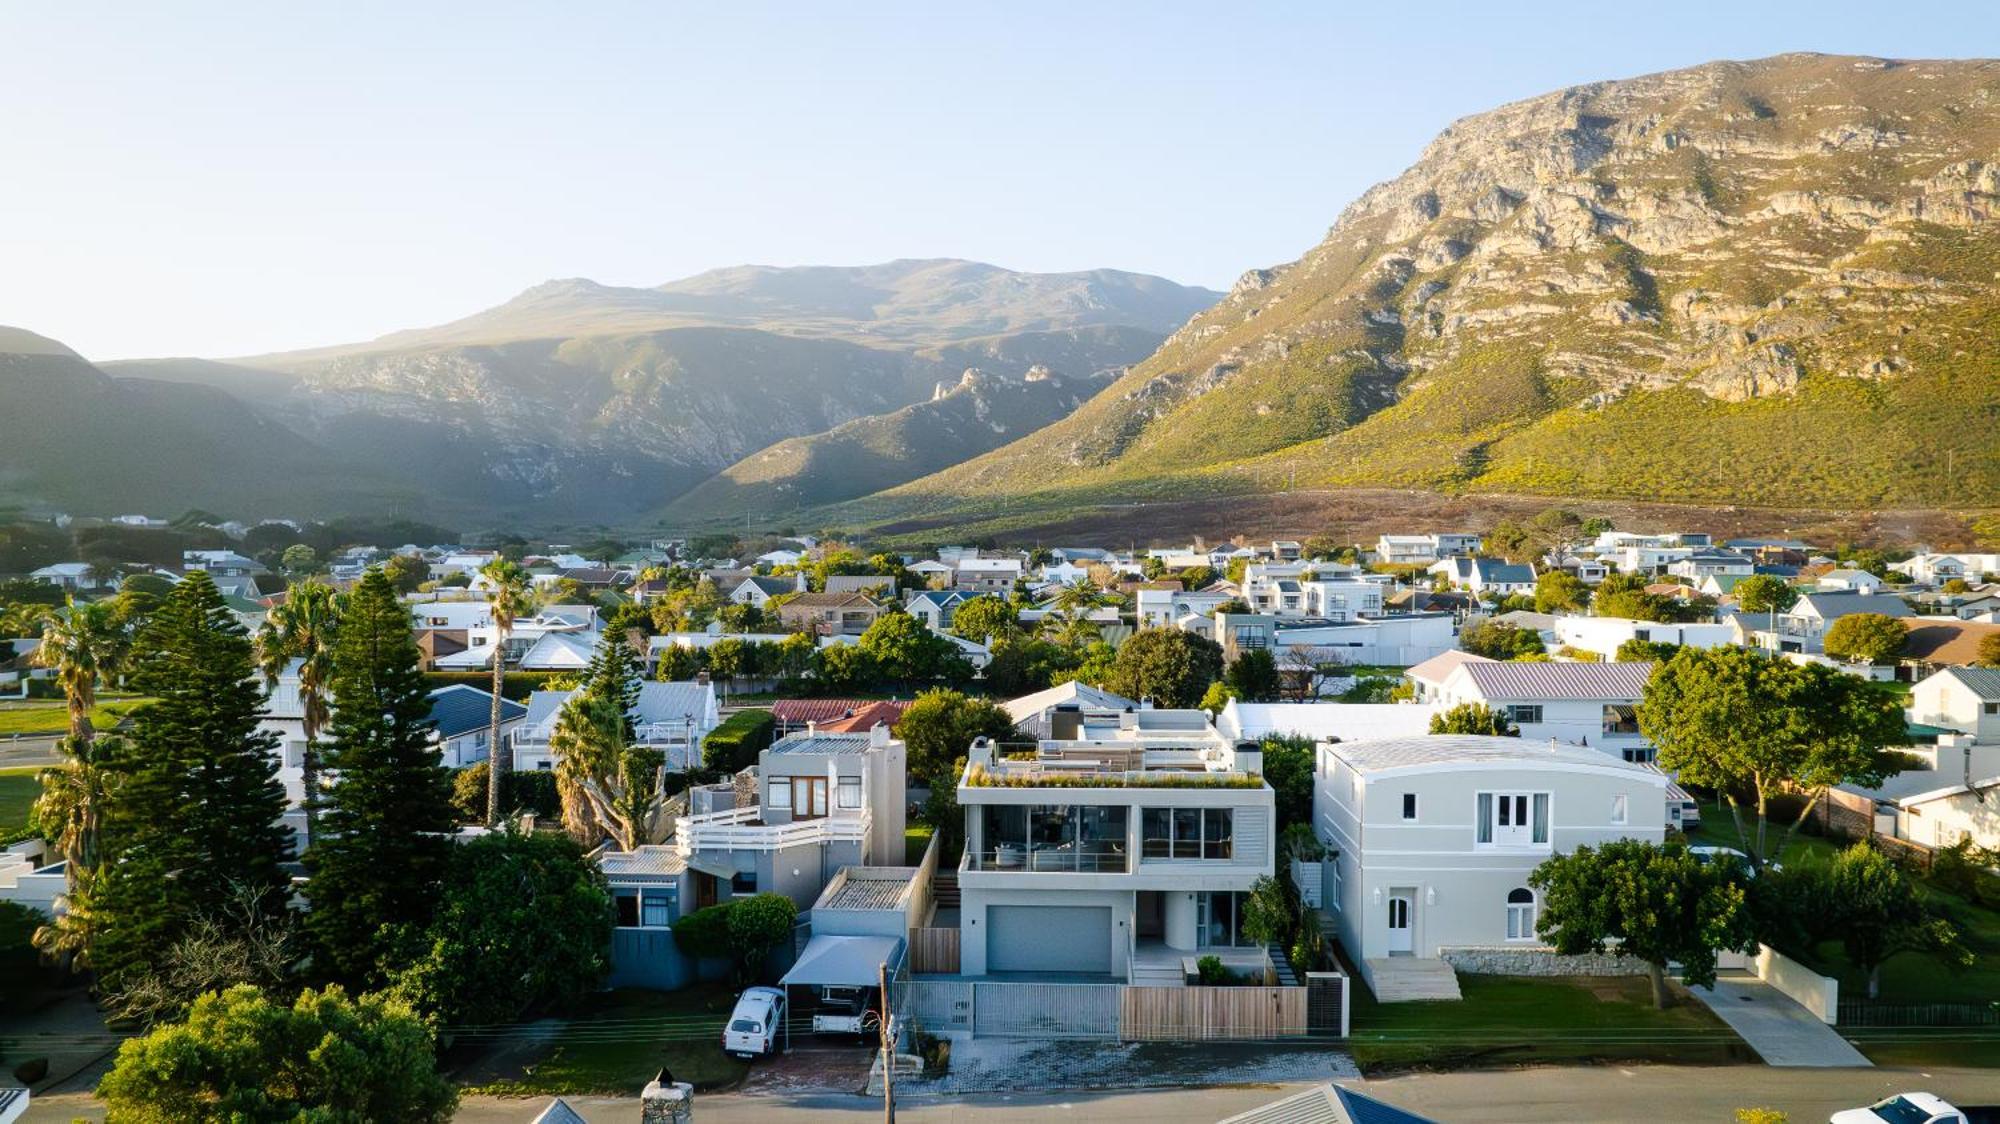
[820,53,2000,534]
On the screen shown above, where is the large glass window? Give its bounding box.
[1139,807,1235,861]
[1203,809,1233,859]
[1602,704,1640,736]
[1199,891,1251,947]
[981,804,1126,871]
[1506,704,1544,726]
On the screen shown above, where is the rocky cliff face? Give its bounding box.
[864,54,2000,521]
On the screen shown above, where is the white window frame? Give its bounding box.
[1505,704,1544,726]
[836,775,862,811]
[1476,791,1551,850]
[1505,887,1537,941]
[1330,860,1344,912]
[1610,794,1628,826]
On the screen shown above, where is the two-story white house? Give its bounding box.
[1550,616,1737,660]
[1313,734,1667,999]
[954,709,1276,984]
[1409,656,1657,762]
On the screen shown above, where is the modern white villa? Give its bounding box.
[1312,733,1667,1000]
[954,708,1276,984]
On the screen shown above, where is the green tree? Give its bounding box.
[671,895,799,984]
[1825,844,1970,999]
[1177,564,1216,590]
[479,559,535,826]
[1240,873,1298,948]
[98,984,456,1123]
[381,553,430,594]
[390,829,611,1026]
[1428,702,1518,737]
[858,609,967,687]
[1225,648,1281,702]
[705,637,751,687]
[31,598,128,889]
[1531,839,1756,1008]
[1533,570,1589,614]
[79,572,292,995]
[578,629,642,724]
[1822,613,1909,666]
[1733,574,1800,634]
[655,643,706,681]
[1103,629,1224,708]
[280,543,320,575]
[1615,638,1681,663]
[255,580,340,849]
[1258,735,1315,829]
[548,694,669,852]
[1459,620,1545,660]
[895,690,1016,790]
[1639,647,1909,868]
[982,635,1078,695]
[812,643,878,693]
[306,569,455,990]
[948,595,1018,644]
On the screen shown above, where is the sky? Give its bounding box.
[6,3,2000,360]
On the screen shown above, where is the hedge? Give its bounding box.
[703,709,775,774]
[423,670,567,702]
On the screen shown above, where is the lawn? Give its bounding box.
[0,699,147,737]
[457,984,752,1095]
[1683,808,1843,867]
[904,824,934,865]
[1346,974,1753,1073]
[0,767,40,835]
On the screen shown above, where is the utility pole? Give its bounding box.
[877,959,896,1123]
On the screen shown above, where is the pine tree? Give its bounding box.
[81,571,292,993]
[306,569,457,988]
[578,630,641,736]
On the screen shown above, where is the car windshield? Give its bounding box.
[1871,1096,1937,1124]
[729,1018,761,1034]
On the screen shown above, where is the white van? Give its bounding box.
[722,986,787,1059]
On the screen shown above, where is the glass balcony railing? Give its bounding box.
[962,845,1130,873]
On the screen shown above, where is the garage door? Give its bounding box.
[986,905,1112,974]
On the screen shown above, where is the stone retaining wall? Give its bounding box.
[1440,945,1648,977]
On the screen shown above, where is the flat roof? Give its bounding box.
[1327,733,1660,776]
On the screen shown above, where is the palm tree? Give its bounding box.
[480,559,534,827]
[548,693,668,853]
[255,582,340,850]
[1044,579,1111,652]
[31,598,128,887]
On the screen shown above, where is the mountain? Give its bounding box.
[251,259,1221,359]
[0,328,414,519]
[88,261,1218,524]
[660,362,1116,522]
[834,54,2000,536]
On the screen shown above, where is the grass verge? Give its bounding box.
[1347,974,1752,1073]
[455,984,751,1096]
[0,767,41,834]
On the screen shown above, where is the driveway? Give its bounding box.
[900,1038,1358,1095]
[1689,974,1871,1067]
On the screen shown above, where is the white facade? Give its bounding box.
[1909,667,2000,742]
[1313,734,1667,990]
[1271,614,1459,668]
[1423,660,1656,761]
[1550,616,1737,659]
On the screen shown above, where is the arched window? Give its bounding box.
[1505,887,1537,941]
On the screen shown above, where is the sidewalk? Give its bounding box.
[1689,974,1870,1067]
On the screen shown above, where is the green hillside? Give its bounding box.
[822,54,2000,534]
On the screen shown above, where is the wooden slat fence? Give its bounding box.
[909,926,961,974]
[1119,985,1307,1042]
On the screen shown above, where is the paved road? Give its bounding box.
[33,1064,1994,1124]
[0,735,60,769]
[1691,975,1871,1067]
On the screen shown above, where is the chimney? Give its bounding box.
[807,720,816,736]
[641,1073,694,1124]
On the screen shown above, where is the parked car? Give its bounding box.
[1831,1092,2000,1124]
[722,986,787,1059]
[1687,845,1775,877]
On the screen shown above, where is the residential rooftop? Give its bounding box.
[1326,733,1662,776]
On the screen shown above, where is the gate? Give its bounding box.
[1305,971,1350,1038]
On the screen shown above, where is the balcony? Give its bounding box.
[674,804,870,855]
[962,844,1130,874]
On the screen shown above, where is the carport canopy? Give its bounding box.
[780,935,905,988]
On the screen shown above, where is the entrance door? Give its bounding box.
[790,776,828,819]
[694,872,718,911]
[1386,892,1414,955]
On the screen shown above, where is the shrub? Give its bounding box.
[451,763,560,823]
[1195,955,1230,986]
[702,708,775,774]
